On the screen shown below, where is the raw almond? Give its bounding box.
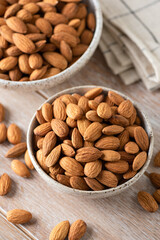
[97,102,112,119]
[13,33,35,54]
[61,94,77,105]
[118,151,135,163]
[84,122,103,142]
[37,137,44,149]
[77,18,86,36]
[35,18,52,37]
[75,3,87,19]
[134,126,149,151]
[132,151,147,171]
[66,117,77,128]
[11,159,30,177]
[54,23,78,37]
[30,65,48,81]
[84,177,105,191]
[53,98,66,121]
[84,160,102,178]
[81,29,93,45]
[95,136,120,150]
[6,17,27,34]
[7,123,21,144]
[72,43,88,56]
[68,18,81,28]
[36,149,49,173]
[24,3,40,14]
[137,191,158,212]
[0,173,11,196]
[87,13,96,31]
[0,123,7,143]
[51,119,69,137]
[18,54,32,74]
[60,40,72,62]
[108,91,124,105]
[124,141,139,154]
[96,170,118,188]
[42,131,57,156]
[36,109,46,124]
[71,128,83,149]
[70,176,89,190]
[26,23,40,33]
[0,103,4,122]
[49,220,70,240]
[109,115,129,127]
[126,125,138,138]
[0,25,14,43]
[0,73,9,80]
[118,130,130,150]
[59,157,84,176]
[75,147,102,162]
[68,219,86,240]
[43,68,61,78]
[0,35,8,48]
[118,100,134,118]
[57,174,71,187]
[51,32,78,48]
[45,12,68,25]
[24,149,34,170]
[154,151,160,167]
[43,52,68,70]
[101,150,121,162]
[153,189,160,203]
[5,142,27,158]
[4,3,21,19]
[42,103,53,122]
[37,2,56,12]
[149,173,160,188]
[0,56,17,71]
[34,122,51,136]
[29,53,43,69]
[66,103,83,120]
[105,160,129,174]
[45,144,61,167]
[102,125,124,135]
[62,2,78,19]
[78,96,90,114]
[9,67,22,81]
[63,139,73,147]
[83,140,94,147]
[61,143,75,157]
[77,117,90,136]
[7,209,32,224]
[129,107,137,125]
[88,100,98,110]
[123,169,137,180]
[86,110,103,122]
[49,163,64,175]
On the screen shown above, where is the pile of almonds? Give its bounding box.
[33,87,150,191]
[0,0,95,82]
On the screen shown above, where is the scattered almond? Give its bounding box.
[0,173,11,196]
[49,220,70,240]
[68,219,87,240]
[137,191,158,212]
[7,123,21,144]
[11,159,30,178]
[5,142,27,158]
[7,209,32,224]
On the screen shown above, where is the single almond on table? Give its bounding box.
[154,151,160,167]
[5,142,27,158]
[148,173,160,188]
[96,170,118,188]
[7,123,21,144]
[24,149,34,170]
[0,173,11,196]
[68,219,87,240]
[75,147,102,162]
[132,151,147,171]
[49,220,70,240]
[42,131,57,157]
[137,191,158,212]
[0,123,7,143]
[59,157,84,176]
[11,159,30,178]
[153,189,160,203]
[7,209,32,224]
[70,176,89,190]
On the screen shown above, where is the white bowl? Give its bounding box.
[0,0,103,91]
[27,86,154,199]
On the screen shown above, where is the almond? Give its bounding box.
[66,117,77,128]
[75,3,87,19]
[42,131,57,156]
[86,110,103,122]
[154,151,160,167]
[102,125,124,135]
[49,220,70,240]
[5,142,27,158]
[0,103,4,122]
[66,103,83,120]
[9,67,22,81]
[36,109,46,124]
[129,107,137,125]
[0,35,8,48]
[95,136,120,150]
[4,3,21,18]
[37,137,44,149]
[30,65,48,81]
[35,18,52,37]
[0,73,9,80]
[26,23,40,33]
[75,147,102,162]
[46,144,61,167]
[42,103,53,122]
[87,12,96,31]
[132,151,147,171]
[45,12,68,25]
[26,33,46,42]
[16,9,32,22]
[70,176,89,190]
[6,17,27,34]
[77,117,90,136]
[37,2,56,12]
[84,122,103,142]
[63,139,73,147]
[84,177,105,191]
[24,3,40,14]
[84,160,102,178]
[0,123,7,143]
[105,160,129,174]
[0,25,14,43]
[0,56,17,71]
[43,52,68,70]
[153,189,160,203]
[81,29,93,45]
[68,18,81,28]
[118,100,134,118]
[11,159,30,177]
[60,40,72,62]
[108,91,124,105]
[7,123,21,144]
[118,151,135,163]
[71,128,83,149]
[96,102,112,120]
[24,149,34,170]
[36,149,49,173]
[62,2,78,19]
[51,119,69,137]
[49,163,64,176]
[13,33,35,54]
[0,173,11,196]
[83,140,94,147]
[54,24,78,37]
[59,157,84,176]
[72,43,88,56]
[43,68,61,78]
[109,115,129,127]
[61,94,77,105]
[88,100,98,110]
[7,209,32,224]
[137,191,158,212]
[51,32,78,47]
[29,53,43,69]
[68,219,86,240]
[77,18,86,36]
[34,122,51,136]
[96,170,118,188]
[57,174,71,187]
[126,125,138,138]
[101,150,121,162]
[53,98,66,121]
[43,0,58,6]
[124,141,139,154]
[149,173,160,188]
[134,126,149,151]
[61,143,75,157]
[118,130,130,150]
[123,169,137,180]
[18,54,32,74]
[77,96,90,114]
[85,88,103,100]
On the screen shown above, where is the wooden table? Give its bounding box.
[0,49,160,240]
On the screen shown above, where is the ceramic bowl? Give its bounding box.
[0,0,102,91]
[27,86,154,199]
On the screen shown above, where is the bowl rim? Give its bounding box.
[0,0,103,90]
[27,85,154,197]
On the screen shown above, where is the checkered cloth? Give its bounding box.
[99,0,160,90]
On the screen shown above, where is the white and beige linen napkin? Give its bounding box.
[99,0,160,90]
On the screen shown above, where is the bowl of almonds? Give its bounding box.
[0,0,102,90]
[27,86,154,198]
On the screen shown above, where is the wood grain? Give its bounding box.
[0,49,160,240]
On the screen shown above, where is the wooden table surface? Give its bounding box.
[0,48,160,240]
